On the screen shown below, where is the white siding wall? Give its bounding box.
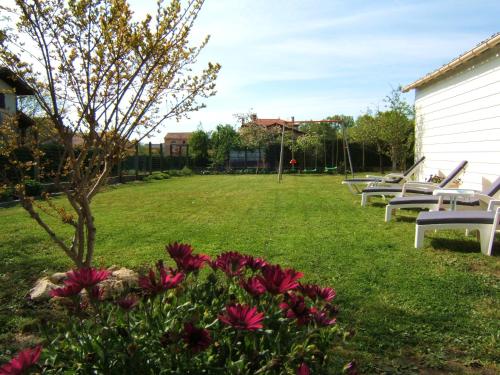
[414,46,500,191]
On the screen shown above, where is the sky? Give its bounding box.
[136,0,500,142]
[4,0,500,142]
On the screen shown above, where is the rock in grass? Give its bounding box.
[30,277,58,301]
[49,272,68,283]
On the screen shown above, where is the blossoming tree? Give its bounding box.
[0,0,220,267]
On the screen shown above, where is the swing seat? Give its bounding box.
[324,166,337,174]
[303,168,318,174]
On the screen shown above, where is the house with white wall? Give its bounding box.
[403,33,500,191]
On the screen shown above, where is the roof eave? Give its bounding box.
[403,33,500,92]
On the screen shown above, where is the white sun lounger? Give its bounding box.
[360,160,468,207]
[385,176,500,222]
[342,156,425,194]
[415,199,500,256]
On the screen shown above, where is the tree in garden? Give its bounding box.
[238,122,270,171]
[377,88,415,171]
[350,112,382,172]
[0,0,220,267]
[210,124,239,169]
[188,128,210,167]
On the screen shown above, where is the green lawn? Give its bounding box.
[1,175,499,373]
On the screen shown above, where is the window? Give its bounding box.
[0,93,5,109]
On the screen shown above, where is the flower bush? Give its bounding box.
[5,243,355,374]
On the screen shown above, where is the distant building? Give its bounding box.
[241,113,303,134]
[164,132,191,156]
[403,33,500,190]
[0,67,35,142]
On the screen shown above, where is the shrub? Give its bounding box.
[0,186,14,202]
[34,243,355,374]
[180,166,193,176]
[143,172,170,182]
[24,179,43,197]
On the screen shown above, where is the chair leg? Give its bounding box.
[479,228,491,255]
[415,225,425,248]
[487,226,496,256]
[361,193,367,207]
[385,205,392,222]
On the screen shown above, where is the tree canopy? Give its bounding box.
[0,0,220,267]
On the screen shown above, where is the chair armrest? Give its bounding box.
[401,182,438,196]
[487,200,500,211]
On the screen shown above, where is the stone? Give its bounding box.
[30,277,58,301]
[108,265,121,272]
[49,272,68,283]
[111,268,138,287]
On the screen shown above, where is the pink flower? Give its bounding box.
[64,267,111,289]
[212,251,247,276]
[279,293,311,326]
[311,307,336,326]
[176,253,210,273]
[139,262,184,295]
[219,304,264,331]
[343,361,358,375]
[259,264,303,295]
[299,284,336,302]
[243,255,268,271]
[240,276,266,297]
[117,294,139,311]
[89,285,104,301]
[182,322,211,352]
[0,345,42,375]
[166,242,193,260]
[49,284,83,298]
[297,362,311,375]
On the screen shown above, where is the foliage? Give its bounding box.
[189,129,211,167]
[143,172,170,182]
[349,88,414,171]
[36,245,350,374]
[180,166,193,176]
[376,88,415,170]
[210,124,240,168]
[23,179,42,197]
[0,0,220,267]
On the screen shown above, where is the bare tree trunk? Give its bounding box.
[391,146,397,172]
[362,142,365,171]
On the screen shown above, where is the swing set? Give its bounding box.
[277,118,354,183]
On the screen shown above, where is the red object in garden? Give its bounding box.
[166,242,194,260]
[297,362,311,375]
[117,294,140,311]
[240,276,266,297]
[243,255,268,271]
[65,267,111,289]
[212,251,247,276]
[0,345,42,375]
[49,283,83,298]
[259,264,303,295]
[139,263,184,294]
[298,283,336,302]
[218,304,264,330]
[279,293,312,326]
[290,159,297,165]
[182,322,212,352]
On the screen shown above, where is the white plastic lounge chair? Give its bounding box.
[360,160,468,207]
[385,176,500,222]
[414,199,500,256]
[342,156,425,194]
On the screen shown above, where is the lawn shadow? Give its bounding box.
[429,237,500,256]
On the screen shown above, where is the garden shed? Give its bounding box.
[403,33,500,190]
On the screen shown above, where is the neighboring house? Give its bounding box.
[403,33,500,190]
[0,67,35,140]
[164,132,191,156]
[242,114,303,134]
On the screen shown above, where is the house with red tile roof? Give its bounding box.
[164,132,191,156]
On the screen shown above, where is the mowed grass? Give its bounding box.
[0,175,499,373]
